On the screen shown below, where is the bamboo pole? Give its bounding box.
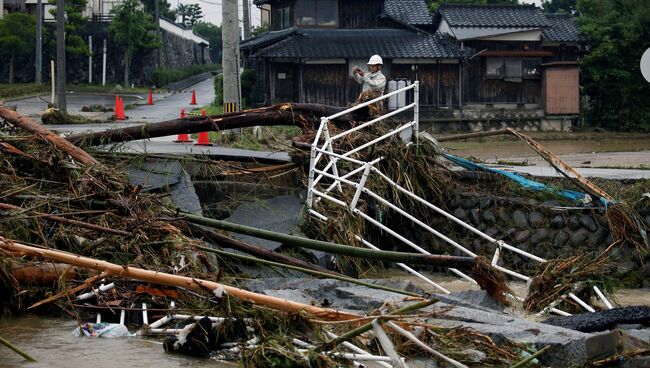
[195,244,423,298]
[321,299,437,351]
[0,335,37,362]
[0,105,99,167]
[0,237,359,321]
[178,213,477,268]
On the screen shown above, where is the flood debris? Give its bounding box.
[0,102,648,367]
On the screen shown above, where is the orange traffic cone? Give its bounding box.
[115,95,126,120]
[147,89,154,105]
[195,109,212,146]
[174,108,192,143]
[190,90,197,105]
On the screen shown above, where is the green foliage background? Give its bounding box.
[578,0,650,131]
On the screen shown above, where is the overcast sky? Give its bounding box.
[176,0,262,27]
[177,0,543,28]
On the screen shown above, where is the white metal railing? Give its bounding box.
[306,81,611,314]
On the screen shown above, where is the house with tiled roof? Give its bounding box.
[243,1,586,127]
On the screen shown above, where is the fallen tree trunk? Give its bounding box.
[0,105,100,167]
[11,262,77,284]
[187,223,337,275]
[66,103,355,147]
[0,236,359,321]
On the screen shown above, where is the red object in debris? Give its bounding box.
[195,109,212,145]
[115,95,126,120]
[147,89,154,105]
[174,108,192,143]
[190,90,197,105]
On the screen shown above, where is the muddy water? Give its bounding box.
[0,317,234,368]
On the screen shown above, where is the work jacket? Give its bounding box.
[353,70,387,93]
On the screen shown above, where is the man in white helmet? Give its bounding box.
[352,54,387,96]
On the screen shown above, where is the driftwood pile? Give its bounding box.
[0,104,537,367]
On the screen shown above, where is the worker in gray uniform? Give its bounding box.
[352,54,387,97]
[352,54,387,117]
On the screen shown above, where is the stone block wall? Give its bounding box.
[386,193,648,287]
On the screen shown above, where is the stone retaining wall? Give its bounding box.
[390,193,649,287]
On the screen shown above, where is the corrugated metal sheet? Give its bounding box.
[544,66,579,114]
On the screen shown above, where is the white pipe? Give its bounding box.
[568,292,596,312]
[330,102,416,141]
[361,190,477,257]
[148,315,173,329]
[593,286,614,310]
[142,303,148,325]
[342,122,416,158]
[413,81,419,144]
[77,282,115,300]
[370,166,546,263]
[324,83,416,121]
[355,236,451,294]
[119,309,125,325]
[349,164,371,211]
[311,189,348,207]
[387,321,468,368]
[325,331,392,368]
[96,313,101,323]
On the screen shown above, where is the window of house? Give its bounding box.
[272,6,291,29]
[486,57,540,78]
[523,58,542,76]
[295,0,338,27]
[279,7,290,29]
[486,58,506,76]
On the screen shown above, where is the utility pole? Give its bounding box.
[242,0,251,40]
[222,0,241,112]
[56,0,66,112]
[0,0,3,20]
[154,0,161,68]
[35,0,43,84]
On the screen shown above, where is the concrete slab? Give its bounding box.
[425,302,618,366]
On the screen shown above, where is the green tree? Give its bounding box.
[176,3,203,25]
[578,0,650,131]
[0,13,36,84]
[109,0,161,87]
[542,0,578,14]
[49,0,89,57]
[193,21,222,63]
[427,0,519,13]
[142,0,177,19]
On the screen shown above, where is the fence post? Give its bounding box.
[413,81,419,145]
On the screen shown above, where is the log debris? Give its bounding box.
[0,236,360,321]
[0,104,100,167]
[65,103,355,147]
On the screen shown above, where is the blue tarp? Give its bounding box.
[444,154,589,202]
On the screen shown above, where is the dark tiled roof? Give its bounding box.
[250,29,468,59]
[438,4,550,28]
[384,0,432,25]
[543,14,586,42]
[240,27,298,49]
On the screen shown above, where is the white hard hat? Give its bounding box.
[367,55,383,65]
